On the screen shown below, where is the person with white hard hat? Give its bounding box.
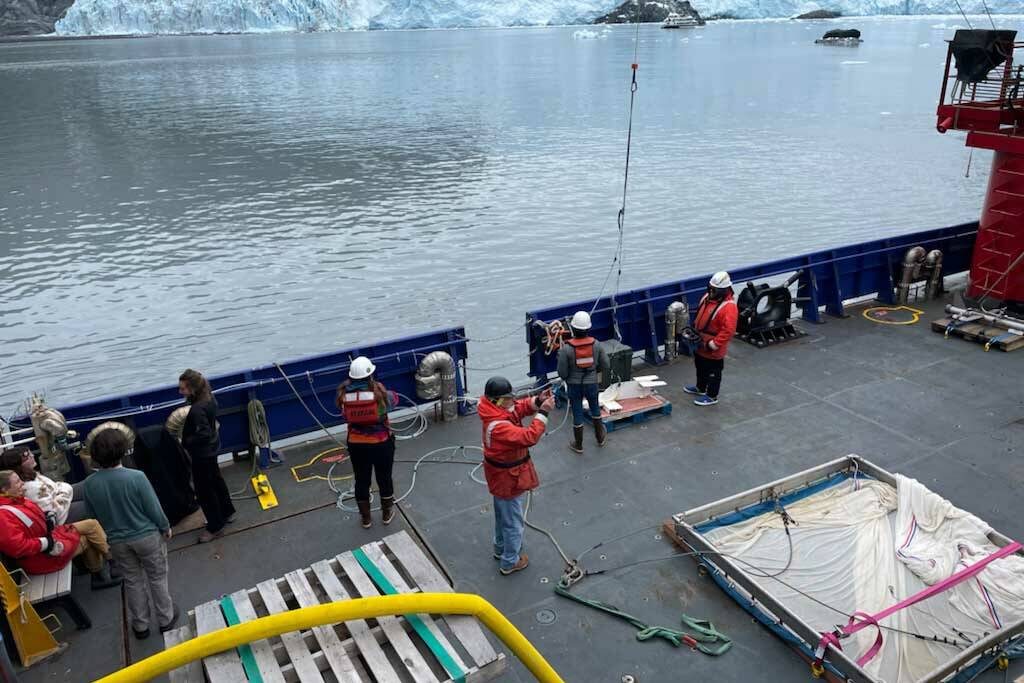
[684,272,738,406]
[557,310,611,453]
[335,356,399,529]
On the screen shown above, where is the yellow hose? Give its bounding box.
[94,593,563,683]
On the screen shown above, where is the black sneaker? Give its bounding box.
[159,604,181,633]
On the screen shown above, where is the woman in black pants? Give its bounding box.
[336,356,398,529]
[178,369,235,542]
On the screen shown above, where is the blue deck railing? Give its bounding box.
[525,222,978,379]
[12,327,468,479]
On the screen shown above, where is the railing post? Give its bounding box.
[826,250,847,318]
[643,289,664,365]
[799,259,823,323]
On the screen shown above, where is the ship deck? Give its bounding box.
[19,292,1024,683]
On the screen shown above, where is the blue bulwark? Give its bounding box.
[525,222,978,379]
[14,327,468,479]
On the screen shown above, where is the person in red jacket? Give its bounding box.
[478,376,554,575]
[0,470,121,589]
[684,271,738,406]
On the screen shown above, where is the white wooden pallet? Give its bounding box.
[164,530,507,682]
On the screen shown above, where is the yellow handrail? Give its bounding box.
[94,593,563,683]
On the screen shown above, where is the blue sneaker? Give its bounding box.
[683,385,702,395]
[693,395,719,406]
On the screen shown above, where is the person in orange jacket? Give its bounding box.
[0,470,122,589]
[684,271,738,406]
[477,377,554,575]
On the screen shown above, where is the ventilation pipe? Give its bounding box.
[664,301,689,360]
[925,249,944,300]
[82,421,136,472]
[896,246,927,304]
[30,398,72,481]
[415,351,458,422]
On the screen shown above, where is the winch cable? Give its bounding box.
[589,9,642,346]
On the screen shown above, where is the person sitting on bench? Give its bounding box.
[0,470,122,590]
[0,447,88,524]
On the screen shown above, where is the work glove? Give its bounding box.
[45,540,65,557]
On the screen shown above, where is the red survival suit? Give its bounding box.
[478,396,549,500]
[0,495,79,574]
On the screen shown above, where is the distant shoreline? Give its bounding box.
[3,13,1022,43]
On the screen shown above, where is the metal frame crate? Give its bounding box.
[671,455,1024,683]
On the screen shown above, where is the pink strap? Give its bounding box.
[815,541,1022,668]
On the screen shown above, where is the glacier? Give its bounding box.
[54,0,1024,35]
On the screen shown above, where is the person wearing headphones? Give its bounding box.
[685,272,738,406]
[336,356,398,529]
[477,377,554,575]
[557,310,610,454]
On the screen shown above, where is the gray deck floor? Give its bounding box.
[16,293,1024,682]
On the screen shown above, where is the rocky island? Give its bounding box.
[593,0,705,25]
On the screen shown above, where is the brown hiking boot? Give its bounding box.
[592,417,607,447]
[381,496,396,525]
[569,426,584,454]
[357,500,372,529]
[499,553,529,575]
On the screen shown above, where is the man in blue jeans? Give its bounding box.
[478,376,554,575]
[557,311,611,454]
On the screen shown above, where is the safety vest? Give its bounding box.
[342,390,381,426]
[567,337,596,369]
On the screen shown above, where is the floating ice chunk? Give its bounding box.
[841,60,868,65]
[919,42,930,47]
[880,111,892,115]
[573,29,599,39]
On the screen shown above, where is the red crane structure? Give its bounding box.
[937,29,1024,304]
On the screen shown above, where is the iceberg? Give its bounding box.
[53,0,1024,35]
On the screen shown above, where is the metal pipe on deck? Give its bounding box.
[925,249,944,299]
[415,351,458,421]
[946,304,1024,333]
[664,301,688,360]
[896,246,927,304]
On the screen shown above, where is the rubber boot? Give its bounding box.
[592,416,607,447]
[90,563,124,591]
[357,500,372,529]
[569,426,584,454]
[381,496,396,525]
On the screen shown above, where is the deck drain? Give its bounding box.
[536,609,557,625]
[622,676,636,683]
[540,577,550,584]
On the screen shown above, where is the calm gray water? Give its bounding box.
[2,16,1022,408]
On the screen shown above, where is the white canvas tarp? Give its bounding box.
[703,475,1024,682]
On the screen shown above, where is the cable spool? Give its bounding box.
[82,421,136,471]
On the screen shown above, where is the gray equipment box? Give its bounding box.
[601,339,633,389]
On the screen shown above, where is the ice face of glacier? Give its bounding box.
[55,0,615,34]
[54,0,1024,35]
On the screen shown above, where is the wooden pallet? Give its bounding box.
[601,395,672,433]
[932,317,1024,352]
[165,530,507,682]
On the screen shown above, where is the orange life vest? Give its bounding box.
[341,390,381,426]
[567,337,596,369]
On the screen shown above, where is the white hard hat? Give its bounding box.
[349,356,376,380]
[570,310,592,330]
[709,271,732,289]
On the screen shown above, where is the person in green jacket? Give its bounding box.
[83,428,179,639]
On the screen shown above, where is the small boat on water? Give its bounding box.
[662,13,699,28]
